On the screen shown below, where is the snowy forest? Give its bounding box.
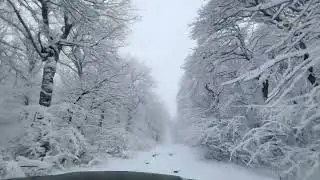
[176,0,320,180]
[0,0,169,178]
[1,0,320,180]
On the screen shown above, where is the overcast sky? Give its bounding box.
[121,0,204,116]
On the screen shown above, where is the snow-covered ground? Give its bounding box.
[63,143,276,180]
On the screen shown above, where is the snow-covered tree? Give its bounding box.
[0,1,170,178]
[0,0,134,107]
[177,0,320,179]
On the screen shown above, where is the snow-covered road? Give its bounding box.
[68,143,276,180]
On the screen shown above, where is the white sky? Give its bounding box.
[121,0,204,116]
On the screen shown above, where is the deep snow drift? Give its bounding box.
[62,143,276,180]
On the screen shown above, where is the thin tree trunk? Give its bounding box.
[39,52,58,107]
[262,79,269,101]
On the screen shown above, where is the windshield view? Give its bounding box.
[0,0,319,180]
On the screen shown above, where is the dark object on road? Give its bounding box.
[145,162,150,164]
[5,171,185,180]
[152,153,159,157]
[173,170,179,174]
[168,153,173,156]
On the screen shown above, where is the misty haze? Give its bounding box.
[0,1,319,180]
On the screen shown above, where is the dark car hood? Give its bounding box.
[5,171,191,180]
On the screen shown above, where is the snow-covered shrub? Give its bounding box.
[230,88,320,180]
[0,146,26,179]
[6,105,90,176]
[0,160,26,179]
[201,117,249,161]
[1,99,165,178]
[48,103,132,157]
[48,103,158,158]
